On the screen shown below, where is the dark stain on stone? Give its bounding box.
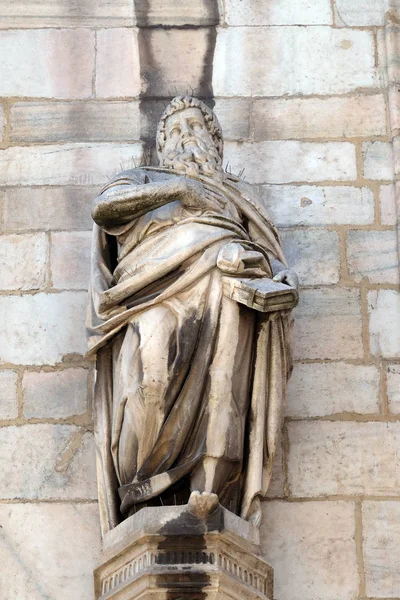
[134,0,220,27]
[136,0,219,163]
[154,507,225,598]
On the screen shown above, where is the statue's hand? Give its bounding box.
[273,269,299,289]
[178,177,227,211]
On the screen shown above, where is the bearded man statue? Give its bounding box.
[87,96,298,536]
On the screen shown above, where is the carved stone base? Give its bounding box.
[94,504,273,599]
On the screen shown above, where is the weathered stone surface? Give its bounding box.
[0,292,87,365]
[334,0,386,26]
[0,425,96,499]
[261,501,358,600]
[23,368,88,419]
[0,0,133,27]
[266,440,285,498]
[0,143,144,186]
[347,230,399,284]
[2,186,95,231]
[253,95,387,140]
[96,29,141,98]
[363,501,400,597]
[224,141,357,184]
[389,86,400,130]
[386,26,400,85]
[0,370,18,419]
[0,503,101,600]
[225,0,332,25]
[97,505,271,600]
[51,231,91,290]
[363,141,394,181]
[0,104,4,141]
[0,29,94,98]
[369,290,400,358]
[214,98,251,140]
[214,27,376,97]
[10,101,141,143]
[288,421,400,497]
[260,185,374,227]
[294,288,362,360]
[134,0,220,26]
[280,229,340,285]
[0,234,48,291]
[287,363,380,418]
[139,28,215,97]
[380,184,397,225]
[387,364,400,414]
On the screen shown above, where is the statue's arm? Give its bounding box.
[92,176,228,227]
[92,179,187,227]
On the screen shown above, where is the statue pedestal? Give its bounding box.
[94,504,273,599]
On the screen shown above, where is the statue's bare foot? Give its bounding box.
[248,497,262,529]
[188,491,219,518]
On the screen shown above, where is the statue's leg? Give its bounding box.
[188,292,256,509]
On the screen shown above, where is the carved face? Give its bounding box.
[162,107,216,160]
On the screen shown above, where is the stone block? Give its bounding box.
[96,29,141,98]
[225,0,332,25]
[347,230,399,284]
[10,101,141,143]
[265,439,285,498]
[138,28,215,97]
[288,421,400,497]
[0,103,4,141]
[389,86,400,130]
[23,368,88,419]
[0,292,87,365]
[393,136,400,176]
[386,26,400,85]
[0,0,133,27]
[214,98,251,140]
[0,425,96,499]
[133,0,220,26]
[334,0,386,26]
[280,229,340,285]
[380,184,397,225]
[0,370,18,419]
[224,141,356,184]
[294,288,363,360]
[253,95,387,140]
[0,143,144,186]
[0,29,94,98]
[363,141,394,181]
[261,501,358,600]
[2,186,95,231]
[51,231,92,290]
[369,290,400,358]
[0,503,101,600]
[387,364,400,414]
[260,185,375,227]
[363,501,400,597]
[214,27,376,97]
[0,233,48,291]
[287,363,380,418]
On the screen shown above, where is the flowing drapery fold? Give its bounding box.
[87,168,293,534]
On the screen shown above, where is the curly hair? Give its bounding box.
[156,96,223,160]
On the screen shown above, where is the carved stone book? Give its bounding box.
[222,276,299,313]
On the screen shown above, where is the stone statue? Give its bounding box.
[87,96,298,536]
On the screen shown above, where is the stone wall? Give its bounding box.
[0,1,399,599]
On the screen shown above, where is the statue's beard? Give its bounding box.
[161,139,224,181]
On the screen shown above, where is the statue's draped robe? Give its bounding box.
[87,168,293,534]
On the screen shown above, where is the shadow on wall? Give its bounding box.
[133,0,221,163]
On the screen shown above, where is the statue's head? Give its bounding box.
[156,96,224,179]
